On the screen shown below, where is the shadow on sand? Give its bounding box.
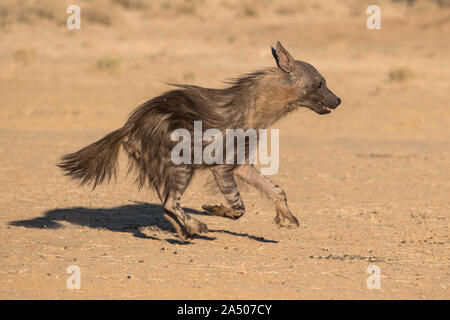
[9,202,278,244]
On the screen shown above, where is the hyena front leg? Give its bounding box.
[202,165,245,220]
[162,166,208,240]
[234,164,299,228]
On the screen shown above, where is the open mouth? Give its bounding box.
[316,100,332,113]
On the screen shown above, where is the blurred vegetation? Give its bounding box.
[0,0,65,26]
[12,48,37,66]
[83,7,115,26]
[392,0,449,7]
[0,0,448,28]
[112,0,151,10]
[182,71,196,82]
[94,53,122,72]
[388,67,414,82]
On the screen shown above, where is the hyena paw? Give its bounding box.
[164,213,189,241]
[274,212,299,228]
[202,204,244,220]
[184,217,208,238]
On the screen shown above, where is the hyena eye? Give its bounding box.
[317,81,322,88]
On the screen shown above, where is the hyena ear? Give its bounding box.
[271,41,295,73]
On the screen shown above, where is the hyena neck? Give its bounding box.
[229,68,297,129]
[165,68,297,131]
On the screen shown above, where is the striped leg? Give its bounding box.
[163,166,208,240]
[234,164,299,227]
[202,165,245,220]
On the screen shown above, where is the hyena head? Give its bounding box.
[271,41,341,115]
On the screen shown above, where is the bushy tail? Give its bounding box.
[58,128,127,188]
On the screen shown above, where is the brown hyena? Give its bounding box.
[58,42,341,241]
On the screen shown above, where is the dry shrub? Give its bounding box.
[94,53,122,72]
[175,2,197,15]
[242,5,257,17]
[112,0,151,10]
[182,71,195,82]
[13,48,37,66]
[388,67,414,82]
[83,7,114,26]
[391,0,450,7]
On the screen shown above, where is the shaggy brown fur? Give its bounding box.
[58,42,341,241]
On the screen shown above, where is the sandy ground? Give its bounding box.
[0,0,449,299]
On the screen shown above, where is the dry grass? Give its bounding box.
[388,67,414,82]
[242,5,257,17]
[83,7,116,26]
[0,0,65,26]
[156,0,198,16]
[182,71,196,82]
[94,53,122,72]
[392,0,450,7]
[0,0,447,28]
[12,48,37,66]
[174,2,197,15]
[112,0,151,10]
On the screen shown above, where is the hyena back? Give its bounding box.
[58,42,341,241]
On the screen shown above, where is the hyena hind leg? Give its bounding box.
[202,165,245,220]
[162,166,208,240]
[234,165,299,228]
